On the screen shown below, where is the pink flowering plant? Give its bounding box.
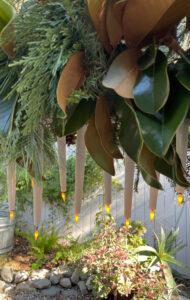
[82,211,166,299]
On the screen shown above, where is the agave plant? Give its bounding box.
[135,227,188,299]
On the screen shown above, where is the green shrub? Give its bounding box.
[25,227,60,269]
[54,237,92,265]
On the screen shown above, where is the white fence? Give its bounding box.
[19,172,190,276]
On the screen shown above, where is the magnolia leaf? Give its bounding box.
[139,145,163,190]
[136,82,190,157]
[174,154,189,187]
[106,0,123,48]
[0,95,16,136]
[56,51,86,113]
[134,50,170,114]
[102,49,139,98]
[155,156,189,187]
[141,169,162,190]
[122,0,175,48]
[87,0,104,35]
[138,43,157,71]
[64,100,95,135]
[0,0,16,58]
[117,100,162,189]
[85,116,115,176]
[117,99,142,163]
[95,97,123,159]
[113,0,127,24]
[176,60,190,91]
[99,1,112,53]
[148,0,190,41]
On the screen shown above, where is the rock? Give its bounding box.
[41,286,61,297]
[0,281,6,293]
[56,266,72,278]
[16,282,36,292]
[30,278,51,290]
[71,270,80,285]
[80,271,88,281]
[78,280,88,296]
[0,294,7,300]
[4,283,15,294]
[14,271,29,284]
[60,278,72,289]
[1,267,14,283]
[86,277,93,291]
[49,274,60,285]
[60,288,78,299]
[31,269,50,279]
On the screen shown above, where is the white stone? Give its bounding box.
[0,281,6,293]
[14,271,29,284]
[31,269,50,280]
[0,294,7,300]
[4,283,15,294]
[1,267,14,283]
[53,265,72,278]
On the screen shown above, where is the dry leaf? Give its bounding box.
[122,0,175,48]
[102,49,139,98]
[85,116,115,176]
[87,0,105,34]
[95,97,123,159]
[99,1,112,53]
[106,0,123,48]
[56,51,86,113]
[150,0,190,38]
[113,0,127,24]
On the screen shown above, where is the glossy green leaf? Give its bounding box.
[95,97,123,159]
[141,169,163,190]
[0,95,16,136]
[64,100,95,135]
[176,60,190,91]
[116,99,162,189]
[134,50,169,114]
[117,99,143,163]
[85,116,115,176]
[139,145,163,190]
[138,43,157,71]
[155,156,189,188]
[174,154,189,187]
[0,0,15,32]
[0,0,16,57]
[136,82,190,157]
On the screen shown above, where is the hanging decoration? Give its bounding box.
[57,136,67,201]
[104,171,112,213]
[124,155,135,225]
[32,127,44,240]
[0,0,189,223]
[176,120,190,205]
[32,178,43,240]
[7,161,16,222]
[74,126,86,222]
[149,173,160,222]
